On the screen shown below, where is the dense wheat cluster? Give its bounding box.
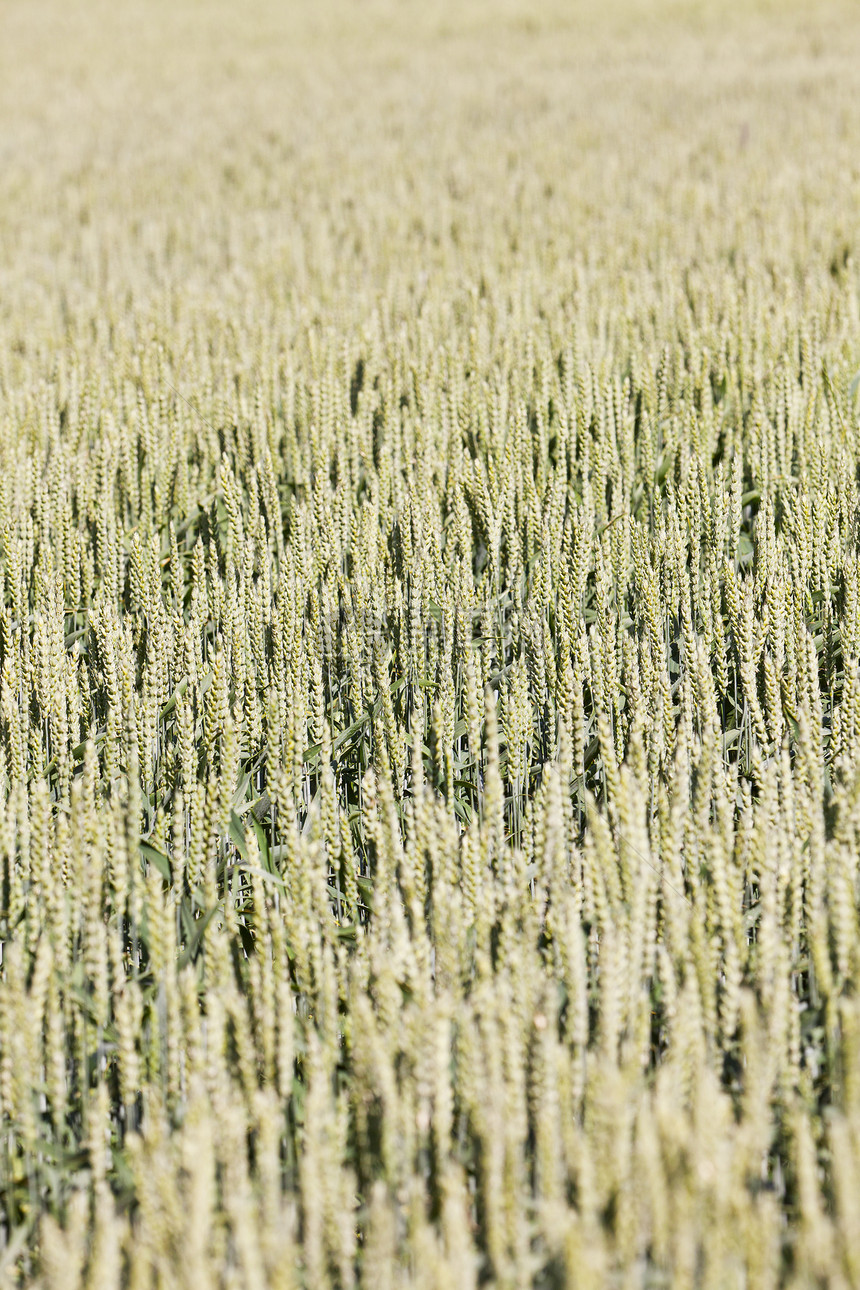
[2,0,860,1285]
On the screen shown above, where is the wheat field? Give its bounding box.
[2,0,860,1285]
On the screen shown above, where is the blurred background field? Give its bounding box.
[3,0,859,344]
